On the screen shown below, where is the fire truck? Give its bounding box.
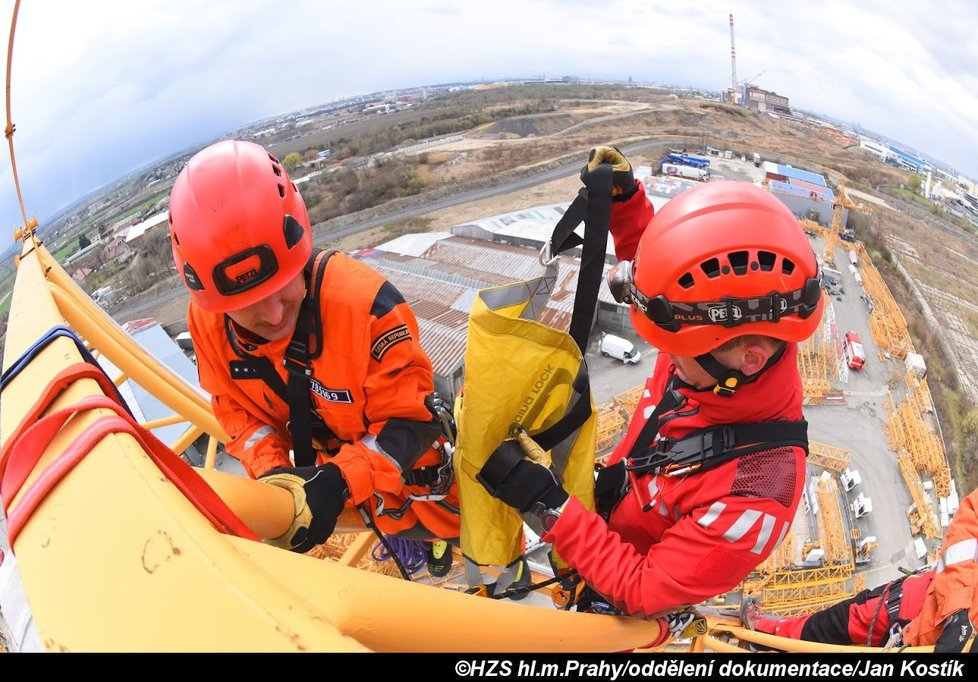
[843,331,866,370]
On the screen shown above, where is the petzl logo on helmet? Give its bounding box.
[226,253,263,285]
[706,302,742,323]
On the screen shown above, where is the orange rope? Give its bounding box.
[5,0,35,242]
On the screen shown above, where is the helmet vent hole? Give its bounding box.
[283,215,305,248]
[277,183,286,198]
[700,257,721,279]
[271,164,283,177]
[758,251,776,271]
[728,250,749,275]
[678,272,694,289]
[782,258,796,275]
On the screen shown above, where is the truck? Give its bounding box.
[848,250,859,267]
[752,152,761,167]
[664,153,710,169]
[852,492,873,519]
[840,467,862,491]
[843,331,866,370]
[598,332,641,365]
[661,163,710,181]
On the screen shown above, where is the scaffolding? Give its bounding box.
[897,450,941,539]
[885,373,952,500]
[797,292,833,404]
[814,477,852,567]
[595,403,626,454]
[808,441,851,473]
[754,570,865,616]
[612,384,644,417]
[860,256,913,359]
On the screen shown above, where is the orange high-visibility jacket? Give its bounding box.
[189,251,458,539]
[903,487,978,645]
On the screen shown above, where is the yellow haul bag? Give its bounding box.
[455,261,597,567]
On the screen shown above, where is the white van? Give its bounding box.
[599,333,641,365]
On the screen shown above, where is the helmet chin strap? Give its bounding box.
[693,343,788,397]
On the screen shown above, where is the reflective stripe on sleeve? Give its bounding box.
[244,425,276,451]
[722,509,762,544]
[696,501,727,529]
[937,538,978,573]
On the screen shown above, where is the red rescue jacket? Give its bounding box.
[544,183,807,617]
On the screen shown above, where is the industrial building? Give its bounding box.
[858,136,932,174]
[742,84,792,116]
[762,162,841,224]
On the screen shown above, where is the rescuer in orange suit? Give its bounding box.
[743,485,978,652]
[169,140,458,570]
[478,147,825,619]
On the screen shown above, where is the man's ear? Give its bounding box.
[739,342,776,377]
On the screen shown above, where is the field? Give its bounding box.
[3,85,978,488]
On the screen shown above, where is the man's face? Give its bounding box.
[669,354,719,390]
[670,343,749,390]
[225,272,306,341]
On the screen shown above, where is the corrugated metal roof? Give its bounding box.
[417,318,467,375]
[354,231,629,385]
[373,232,454,257]
[774,165,827,187]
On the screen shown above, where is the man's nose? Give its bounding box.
[259,297,286,325]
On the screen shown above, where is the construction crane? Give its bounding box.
[740,69,766,88]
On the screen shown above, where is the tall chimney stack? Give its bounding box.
[729,13,738,105]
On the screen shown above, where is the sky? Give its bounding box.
[1,0,977,232]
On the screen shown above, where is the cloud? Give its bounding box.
[2,0,977,232]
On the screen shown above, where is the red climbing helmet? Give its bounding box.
[624,181,823,356]
[168,140,312,313]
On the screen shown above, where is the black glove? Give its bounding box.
[594,460,628,516]
[484,441,568,513]
[935,609,976,653]
[259,462,349,553]
[580,145,637,202]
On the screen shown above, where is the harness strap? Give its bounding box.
[286,248,338,467]
[627,419,809,478]
[548,163,613,354]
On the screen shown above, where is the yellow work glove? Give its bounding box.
[259,462,348,552]
[581,145,637,201]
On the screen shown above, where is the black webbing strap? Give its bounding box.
[624,378,686,462]
[548,163,613,353]
[530,368,592,452]
[476,440,524,497]
[503,163,612,465]
[285,248,338,467]
[627,419,809,478]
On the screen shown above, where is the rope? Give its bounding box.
[371,536,427,575]
[5,0,34,239]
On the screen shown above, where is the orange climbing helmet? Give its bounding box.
[168,140,312,313]
[615,181,823,356]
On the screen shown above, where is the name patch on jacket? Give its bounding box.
[309,377,353,403]
[370,324,411,361]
